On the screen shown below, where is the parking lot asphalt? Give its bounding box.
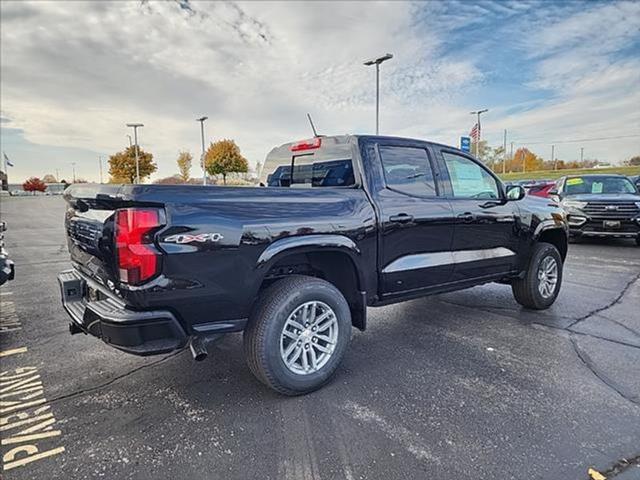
[1,196,638,480]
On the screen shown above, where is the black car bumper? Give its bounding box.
[567,216,640,239]
[0,256,15,285]
[58,269,187,356]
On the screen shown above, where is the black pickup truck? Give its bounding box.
[58,135,568,395]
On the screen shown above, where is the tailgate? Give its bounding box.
[65,197,119,287]
[64,184,167,289]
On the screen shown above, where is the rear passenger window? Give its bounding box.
[379,146,437,196]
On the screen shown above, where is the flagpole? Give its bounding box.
[470,109,488,160]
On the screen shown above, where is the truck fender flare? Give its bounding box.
[256,234,361,270]
[255,235,368,330]
[533,220,568,239]
[255,234,366,291]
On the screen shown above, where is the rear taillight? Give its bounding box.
[290,137,321,152]
[115,208,164,285]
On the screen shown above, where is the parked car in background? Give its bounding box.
[58,135,568,395]
[550,174,640,245]
[528,181,556,198]
[0,221,15,285]
[630,175,640,190]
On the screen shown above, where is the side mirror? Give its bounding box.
[505,185,526,201]
[548,190,560,202]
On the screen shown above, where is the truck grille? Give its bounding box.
[583,201,639,220]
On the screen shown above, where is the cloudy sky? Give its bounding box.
[1,0,639,183]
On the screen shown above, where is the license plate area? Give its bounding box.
[603,220,621,229]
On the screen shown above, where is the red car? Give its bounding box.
[528,181,556,198]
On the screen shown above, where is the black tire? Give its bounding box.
[512,242,563,310]
[243,275,351,396]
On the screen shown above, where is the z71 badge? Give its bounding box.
[164,233,224,244]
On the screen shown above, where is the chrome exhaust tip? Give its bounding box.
[189,336,208,361]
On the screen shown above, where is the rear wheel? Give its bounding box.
[244,275,351,395]
[512,242,563,310]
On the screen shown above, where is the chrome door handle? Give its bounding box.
[457,213,475,222]
[389,214,414,223]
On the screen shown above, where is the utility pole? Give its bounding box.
[71,162,76,183]
[580,147,584,163]
[470,109,488,159]
[364,53,393,135]
[127,135,132,147]
[126,123,143,183]
[196,116,208,185]
[98,156,103,184]
[522,148,526,173]
[502,129,507,175]
[510,142,514,173]
[55,169,60,182]
[551,145,555,170]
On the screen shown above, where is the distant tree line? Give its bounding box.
[471,140,634,173]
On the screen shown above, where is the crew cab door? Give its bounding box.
[361,139,455,296]
[434,148,519,281]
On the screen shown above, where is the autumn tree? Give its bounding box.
[625,155,640,166]
[22,177,47,192]
[108,146,157,183]
[204,139,249,185]
[42,174,58,183]
[176,151,192,182]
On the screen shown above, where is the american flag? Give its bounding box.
[469,123,479,141]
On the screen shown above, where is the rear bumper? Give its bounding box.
[58,269,187,356]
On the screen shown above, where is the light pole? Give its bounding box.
[71,162,76,183]
[98,155,103,184]
[580,147,584,163]
[364,53,393,135]
[196,116,208,185]
[502,129,507,174]
[470,109,488,159]
[551,145,555,170]
[127,134,132,147]
[126,123,143,183]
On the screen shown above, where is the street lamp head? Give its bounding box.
[363,53,393,66]
[196,116,208,122]
[126,123,144,128]
[470,109,489,115]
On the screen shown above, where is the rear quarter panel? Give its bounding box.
[122,186,377,330]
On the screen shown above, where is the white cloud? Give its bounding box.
[0,0,638,182]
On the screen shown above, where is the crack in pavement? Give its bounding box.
[46,349,186,406]
[436,276,640,408]
[570,336,639,407]
[598,453,640,479]
[532,323,640,350]
[566,271,640,330]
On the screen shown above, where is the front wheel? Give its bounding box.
[244,275,351,395]
[512,242,563,310]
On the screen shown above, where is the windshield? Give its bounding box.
[564,176,637,195]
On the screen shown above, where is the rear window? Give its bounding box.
[260,137,355,188]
